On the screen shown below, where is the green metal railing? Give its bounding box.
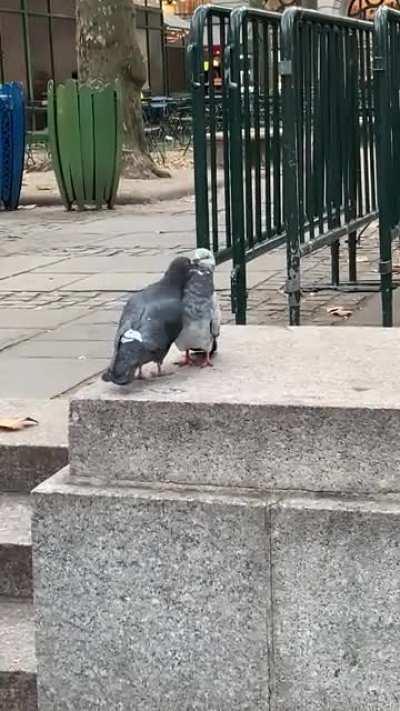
[188,6,232,260]
[281,8,378,324]
[189,6,400,326]
[374,6,400,326]
[228,8,284,322]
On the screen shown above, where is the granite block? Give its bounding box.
[68,326,400,494]
[69,399,400,495]
[270,496,400,710]
[32,469,270,711]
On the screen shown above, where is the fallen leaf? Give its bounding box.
[0,417,39,432]
[327,306,353,319]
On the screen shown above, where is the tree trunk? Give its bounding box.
[76,0,169,178]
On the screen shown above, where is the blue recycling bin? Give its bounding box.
[0,82,25,210]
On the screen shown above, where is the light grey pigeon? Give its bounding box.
[175,247,221,367]
[102,256,191,385]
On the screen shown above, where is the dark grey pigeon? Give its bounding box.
[102,256,191,385]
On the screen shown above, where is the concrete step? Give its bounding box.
[0,494,32,598]
[0,598,37,711]
[0,400,68,493]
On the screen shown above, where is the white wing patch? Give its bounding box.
[121,329,143,344]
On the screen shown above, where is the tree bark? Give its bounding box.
[76,0,169,178]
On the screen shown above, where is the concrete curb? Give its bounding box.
[19,173,224,208]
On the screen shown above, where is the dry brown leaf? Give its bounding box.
[0,417,39,432]
[327,306,353,319]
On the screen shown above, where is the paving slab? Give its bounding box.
[0,308,88,330]
[0,359,107,399]
[34,323,116,342]
[34,255,176,274]
[0,330,39,350]
[7,339,112,360]
[60,270,270,292]
[0,256,65,278]
[337,284,400,327]
[0,274,83,292]
[0,399,68,492]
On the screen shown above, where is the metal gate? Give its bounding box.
[374,6,400,326]
[190,5,398,326]
[281,8,378,324]
[188,6,232,260]
[228,8,284,323]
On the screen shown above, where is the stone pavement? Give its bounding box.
[0,195,392,399]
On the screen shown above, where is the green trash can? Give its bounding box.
[48,79,122,210]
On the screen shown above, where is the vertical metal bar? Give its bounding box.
[242,18,254,250]
[328,26,340,286]
[315,24,325,236]
[145,9,151,91]
[20,0,34,109]
[281,8,301,326]
[229,10,247,324]
[47,0,55,81]
[359,29,370,215]
[252,17,262,244]
[348,231,357,282]
[374,6,393,326]
[220,15,231,249]
[189,9,210,250]
[304,21,314,243]
[365,30,376,211]
[272,22,281,234]
[207,14,219,254]
[263,22,272,240]
[296,16,305,246]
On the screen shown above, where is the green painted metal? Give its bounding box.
[188,6,231,256]
[228,8,284,324]
[373,6,400,326]
[280,8,378,324]
[109,81,123,209]
[48,80,122,210]
[78,85,95,204]
[64,80,85,210]
[47,80,70,210]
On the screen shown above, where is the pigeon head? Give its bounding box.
[192,248,216,270]
[163,256,191,288]
[102,329,144,386]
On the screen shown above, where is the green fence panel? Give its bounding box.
[227,8,283,323]
[48,79,122,210]
[188,6,232,258]
[374,6,400,326]
[280,8,378,325]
